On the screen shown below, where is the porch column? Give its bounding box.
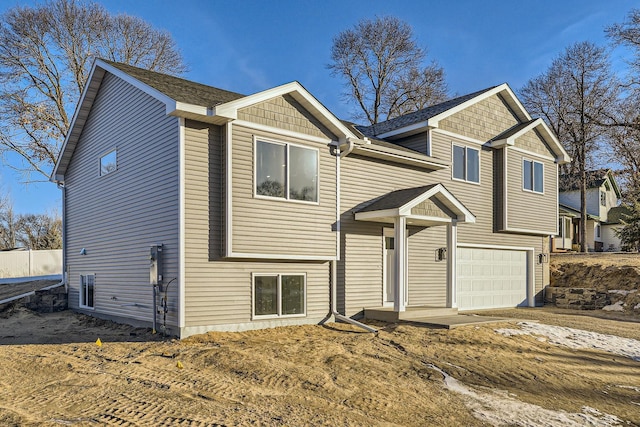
[394,216,407,312]
[446,221,458,308]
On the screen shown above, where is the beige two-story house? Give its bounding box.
[52,60,569,337]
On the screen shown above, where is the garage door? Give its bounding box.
[456,247,527,310]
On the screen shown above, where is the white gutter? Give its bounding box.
[328,140,377,334]
[56,182,67,288]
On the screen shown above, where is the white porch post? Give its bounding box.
[446,221,458,308]
[394,216,407,312]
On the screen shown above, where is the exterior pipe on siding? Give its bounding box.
[328,139,376,334]
[330,260,377,333]
[56,182,67,289]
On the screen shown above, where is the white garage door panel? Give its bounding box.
[457,247,527,310]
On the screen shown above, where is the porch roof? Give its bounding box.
[354,183,475,226]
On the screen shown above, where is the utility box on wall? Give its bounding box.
[150,244,163,288]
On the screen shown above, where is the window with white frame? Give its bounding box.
[80,274,95,309]
[600,191,607,206]
[255,139,318,202]
[100,149,117,176]
[253,273,305,318]
[523,159,544,193]
[452,144,479,183]
[596,224,601,238]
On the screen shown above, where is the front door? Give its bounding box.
[383,229,395,305]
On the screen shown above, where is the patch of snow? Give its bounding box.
[615,385,640,393]
[608,290,636,295]
[602,301,625,312]
[427,364,623,426]
[635,303,640,310]
[496,322,640,362]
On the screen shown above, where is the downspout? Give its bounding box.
[56,182,67,289]
[329,139,377,334]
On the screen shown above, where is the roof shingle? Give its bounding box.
[104,60,245,107]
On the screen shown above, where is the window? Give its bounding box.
[523,159,543,193]
[452,144,479,183]
[255,139,318,202]
[80,274,95,309]
[100,150,117,176]
[600,191,607,206]
[596,224,601,238]
[253,273,305,318]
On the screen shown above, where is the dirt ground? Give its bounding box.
[1,303,639,426]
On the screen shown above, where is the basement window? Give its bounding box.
[79,274,95,309]
[253,273,306,318]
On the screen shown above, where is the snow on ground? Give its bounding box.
[428,364,623,426]
[602,301,625,312]
[496,322,640,362]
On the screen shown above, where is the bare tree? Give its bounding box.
[0,0,186,182]
[16,212,62,250]
[328,16,448,125]
[520,42,619,252]
[606,8,640,90]
[0,196,18,249]
[604,97,640,202]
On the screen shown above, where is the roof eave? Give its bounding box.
[352,144,449,171]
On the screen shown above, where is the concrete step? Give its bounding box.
[364,306,458,322]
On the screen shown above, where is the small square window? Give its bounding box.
[100,150,117,176]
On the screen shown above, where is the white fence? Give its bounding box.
[0,250,62,279]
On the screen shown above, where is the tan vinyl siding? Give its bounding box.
[237,94,337,140]
[64,73,180,327]
[230,124,337,257]
[394,133,428,154]
[505,148,558,233]
[182,120,329,334]
[408,226,447,306]
[438,94,520,142]
[340,155,448,315]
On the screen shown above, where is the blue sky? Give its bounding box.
[0,0,637,214]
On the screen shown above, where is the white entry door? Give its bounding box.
[456,247,527,310]
[383,229,395,305]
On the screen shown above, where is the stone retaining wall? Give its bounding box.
[544,286,610,310]
[22,286,68,313]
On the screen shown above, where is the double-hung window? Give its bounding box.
[80,274,95,309]
[523,159,544,193]
[255,139,318,202]
[253,273,306,318]
[452,144,479,183]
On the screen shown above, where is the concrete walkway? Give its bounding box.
[403,314,527,329]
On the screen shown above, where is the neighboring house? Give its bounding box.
[51,59,569,338]
[555,169,622,251]
[602,205,632,251]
